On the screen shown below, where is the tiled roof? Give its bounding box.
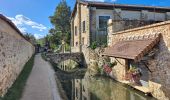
[71,0,170,18]
[103,33,161,62]
[80,0,170,10]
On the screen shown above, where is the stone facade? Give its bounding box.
[71,0,170,53]
[107,20,170,100]
[47,52,85,67]
[0,15,34,96]
[71,3,91,52]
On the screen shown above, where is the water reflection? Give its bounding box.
[58,59,79,71]
[72,76,155,100]
[60,70,156,100]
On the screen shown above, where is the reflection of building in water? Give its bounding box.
[73,78,90,100]
[72,77,152,100]
[74,79,82,100]
[82,79,90,100]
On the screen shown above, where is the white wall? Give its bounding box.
[96,9,113,29]
[148,12,166,21]
[121,10,141,20]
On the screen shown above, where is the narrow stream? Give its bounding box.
[56,59,156,100]
[58,68,156,100]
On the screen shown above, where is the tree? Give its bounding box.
[24,33,36,44]
[49,0,71,44]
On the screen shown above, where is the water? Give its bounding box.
[58,69,156,100]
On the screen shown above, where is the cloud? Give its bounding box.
[8,14,47,32]
[34,34,45,39]
[19,27,27,33]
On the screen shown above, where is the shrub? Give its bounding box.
[90,41,98,50]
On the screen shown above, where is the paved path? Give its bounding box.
[21,54,61,100]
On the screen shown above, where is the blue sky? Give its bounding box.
[0,0,170,39]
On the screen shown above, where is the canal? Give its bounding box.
[56,68,156,100]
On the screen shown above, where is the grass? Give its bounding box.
[0,54,35,100]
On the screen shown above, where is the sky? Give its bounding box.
[0,0,170,39]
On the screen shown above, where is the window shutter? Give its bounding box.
[83,21,85,32]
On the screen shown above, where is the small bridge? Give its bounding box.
[46,52,85,67]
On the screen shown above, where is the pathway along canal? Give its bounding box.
[55,63,156,100]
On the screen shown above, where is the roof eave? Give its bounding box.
[71,0,89,19]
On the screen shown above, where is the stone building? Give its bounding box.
[103,19,170,100]
[0,14,34,96]
[71,0,170,52]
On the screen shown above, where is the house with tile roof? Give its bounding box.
[70,0,170,52]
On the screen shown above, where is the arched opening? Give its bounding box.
[58,59,80,71]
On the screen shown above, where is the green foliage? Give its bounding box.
[97,67,103,74]
[50,43,57,50]
[49,0,71,45]
[109,61,117,68]
[65,43,71,51]
[90,41,98,50]
[36,38,45,46]
[0,55,35,100]
[24,33,36,44]
[129,66,137,73]
[89,41,108,50]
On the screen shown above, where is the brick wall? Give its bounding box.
[0,17,34,96]
[108,20,170,100]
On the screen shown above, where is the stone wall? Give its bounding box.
[71,3,91,52]
[47,52,84,67]
[71,2,170,51]
[108,20,170,100]
[110,58,127,82]
[0,16,34,96]
[81,5,90,46]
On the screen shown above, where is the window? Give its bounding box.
[82,21,85,33]
[99,16,110,29]
[82,37,85,45]
[76,42,78,46]
[75,26,77,36]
